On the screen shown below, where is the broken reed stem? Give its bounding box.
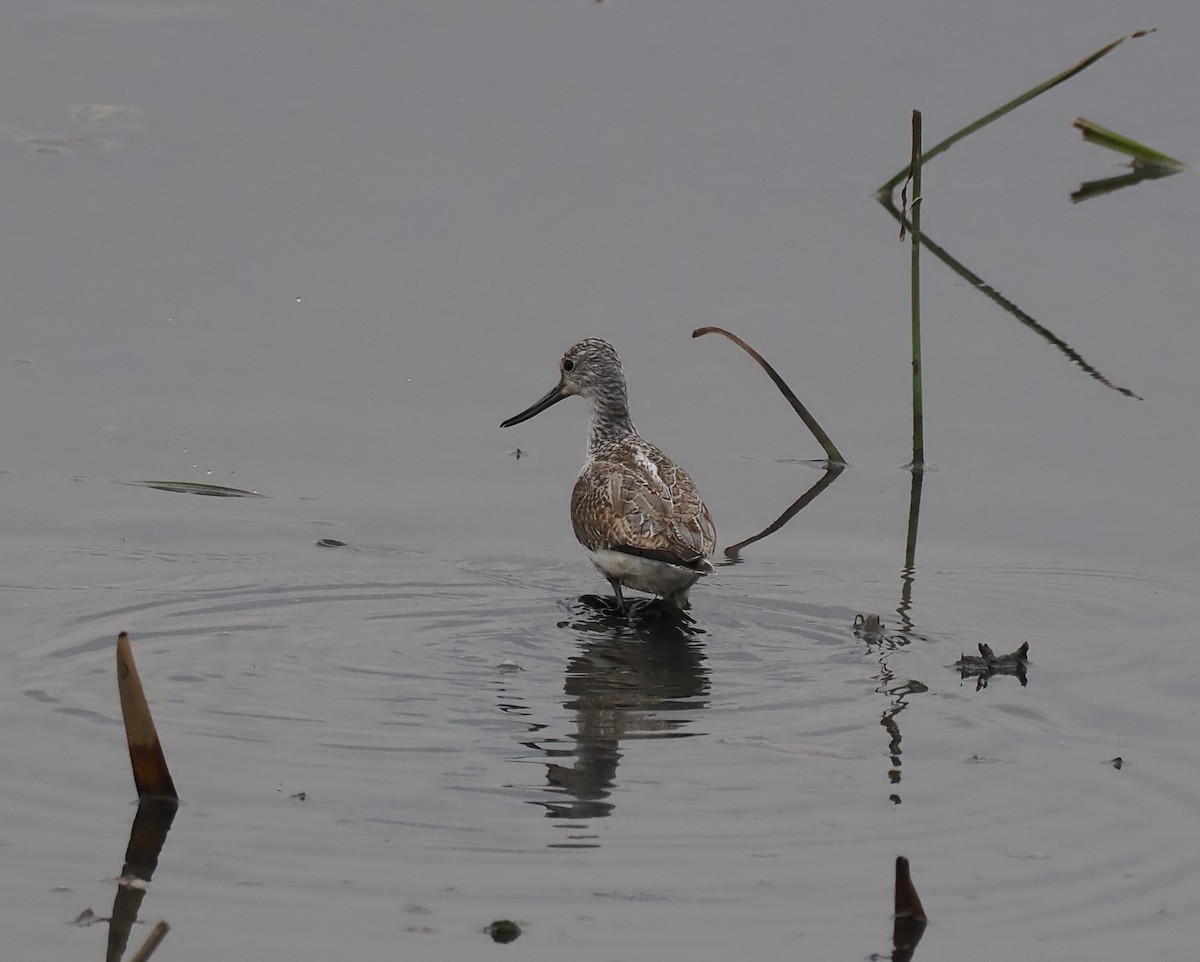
[116,632,179,801]
[876,29,1156,196]
[892,855,928,960]
[1073,116,1186,170]
[128,920,171,962]
[692,326,846,464]
[910,111,925,468]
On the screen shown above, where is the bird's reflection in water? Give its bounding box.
[529,595,709,842]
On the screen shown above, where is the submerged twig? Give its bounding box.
[128,920,171,962]
[692,327,845,464]
[877,29,1157,196]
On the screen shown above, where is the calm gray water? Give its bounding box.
[2,1,1199,959]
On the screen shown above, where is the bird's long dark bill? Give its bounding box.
[500,383,567,427]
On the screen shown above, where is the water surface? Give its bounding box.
[2,1,1199,959]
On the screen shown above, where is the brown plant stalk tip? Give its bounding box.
[116,632,179,801]
[894,856,927,922]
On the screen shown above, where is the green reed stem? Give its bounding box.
[909,111,924,468]
[876,30,1156,196]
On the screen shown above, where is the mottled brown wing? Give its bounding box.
[570,440,715,569]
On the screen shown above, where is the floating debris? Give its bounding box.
[956,641,1029,670]
[316,538,348,548]
[70,908,101,926]
[486,919,522,944]
[955,642,1029,689]
[117,480,266,498]
[1107,756,1124,770]
[508,448,527,460]
[854,613,887,640]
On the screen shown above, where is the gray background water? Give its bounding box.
[2,1,1198,959]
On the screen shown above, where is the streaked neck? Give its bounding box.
[587,391,636,452]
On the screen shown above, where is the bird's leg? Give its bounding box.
[608,578,626,613]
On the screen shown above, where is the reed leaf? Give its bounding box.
[877,29,1157,196]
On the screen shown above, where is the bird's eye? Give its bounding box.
[562,358,575,372]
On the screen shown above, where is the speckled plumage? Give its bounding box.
[501,338,715,610]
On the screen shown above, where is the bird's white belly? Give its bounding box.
[586,548,704,597]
